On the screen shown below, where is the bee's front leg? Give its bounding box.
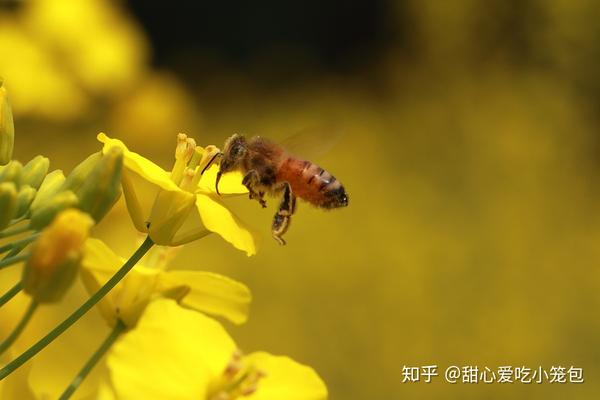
[272,183,296,245]
[242,170,267,208]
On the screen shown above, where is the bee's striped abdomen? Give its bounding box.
[277,157,348,209]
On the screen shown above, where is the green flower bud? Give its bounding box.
[76,147,123,223]
[22,155,50,190]
[0,160,22,188]
[23,209,93,303]
[29,169,65,212]
[60,152,102,194]
[15,185,37,218]
[0,181,17,230]
[0,81,14,165]
[29,190,78,230]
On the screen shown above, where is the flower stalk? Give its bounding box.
[0,281,22,307]
[0,253,28,270]
[0,236,154,380]
[0,299,38,356]
[0,223,31,238]
[0,234,39,254]
[59,319,126,399]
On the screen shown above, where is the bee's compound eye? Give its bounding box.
[232,145,244,157]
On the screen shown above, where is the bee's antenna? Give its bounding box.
[201,152,223,176]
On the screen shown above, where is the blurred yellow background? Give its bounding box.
[2,0,600,398]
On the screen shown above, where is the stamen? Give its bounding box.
[183,138,196,164]
[191,145,221,189]
[179,168,196,192]
[174,133,188,160]
[224,350,243,377]
[241,384,258,396]
[210,393,230,400]
[208,350,265,400]
[171,134,196,185]
[187,146,203,169]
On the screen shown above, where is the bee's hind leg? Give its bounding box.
[242,170,267,208]
[272,183,296,245]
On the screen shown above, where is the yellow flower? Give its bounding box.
[99,299,328,400]
[80,238,251,327]
[97,133,256,255]
[24,0,149,96]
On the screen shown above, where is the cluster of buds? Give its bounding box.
[0,156,50,230]
[0,149,123,232]
[0,81,124,233]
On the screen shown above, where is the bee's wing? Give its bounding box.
[278,124,344,160]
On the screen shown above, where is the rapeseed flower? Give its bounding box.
[80,238,251,327]
[100,299,328,400]
[97,133,256,254]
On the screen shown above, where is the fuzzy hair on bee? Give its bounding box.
[215,134,348,245]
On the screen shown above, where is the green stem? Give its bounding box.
[0,253,28,270]
[0,236,154,380]
[2,244,24,259]
[0,281,22,307]
[0,299,38,356]
[0,224,31,239]
[59,320,126,399]
[0,234,38,254]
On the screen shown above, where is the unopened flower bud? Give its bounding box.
[29,190,79,230]
[60,152,102,194]
[21,155,50,190]
[0,80,14,165]
[29,169,65,211]
[76,147,123,223]
[0,181,17,230]
[0,160,22,188]
[22,209,94,303]
[15,185,36,218]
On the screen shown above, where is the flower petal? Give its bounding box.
[1,351,35,400]
[195,193,257,256]
[107,299,236,399]
[242,352,328,400]
[198,164,248,195]
[80,239,123,324]
[158,270,252,325]
[82,238,124,274]
[97,132,178,191]
[81,238,160,326]
[148,188,196,245]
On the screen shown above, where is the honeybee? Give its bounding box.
[215,134,349,245]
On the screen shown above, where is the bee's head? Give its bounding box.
[216,134,247,195]
[220,134,248,172]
